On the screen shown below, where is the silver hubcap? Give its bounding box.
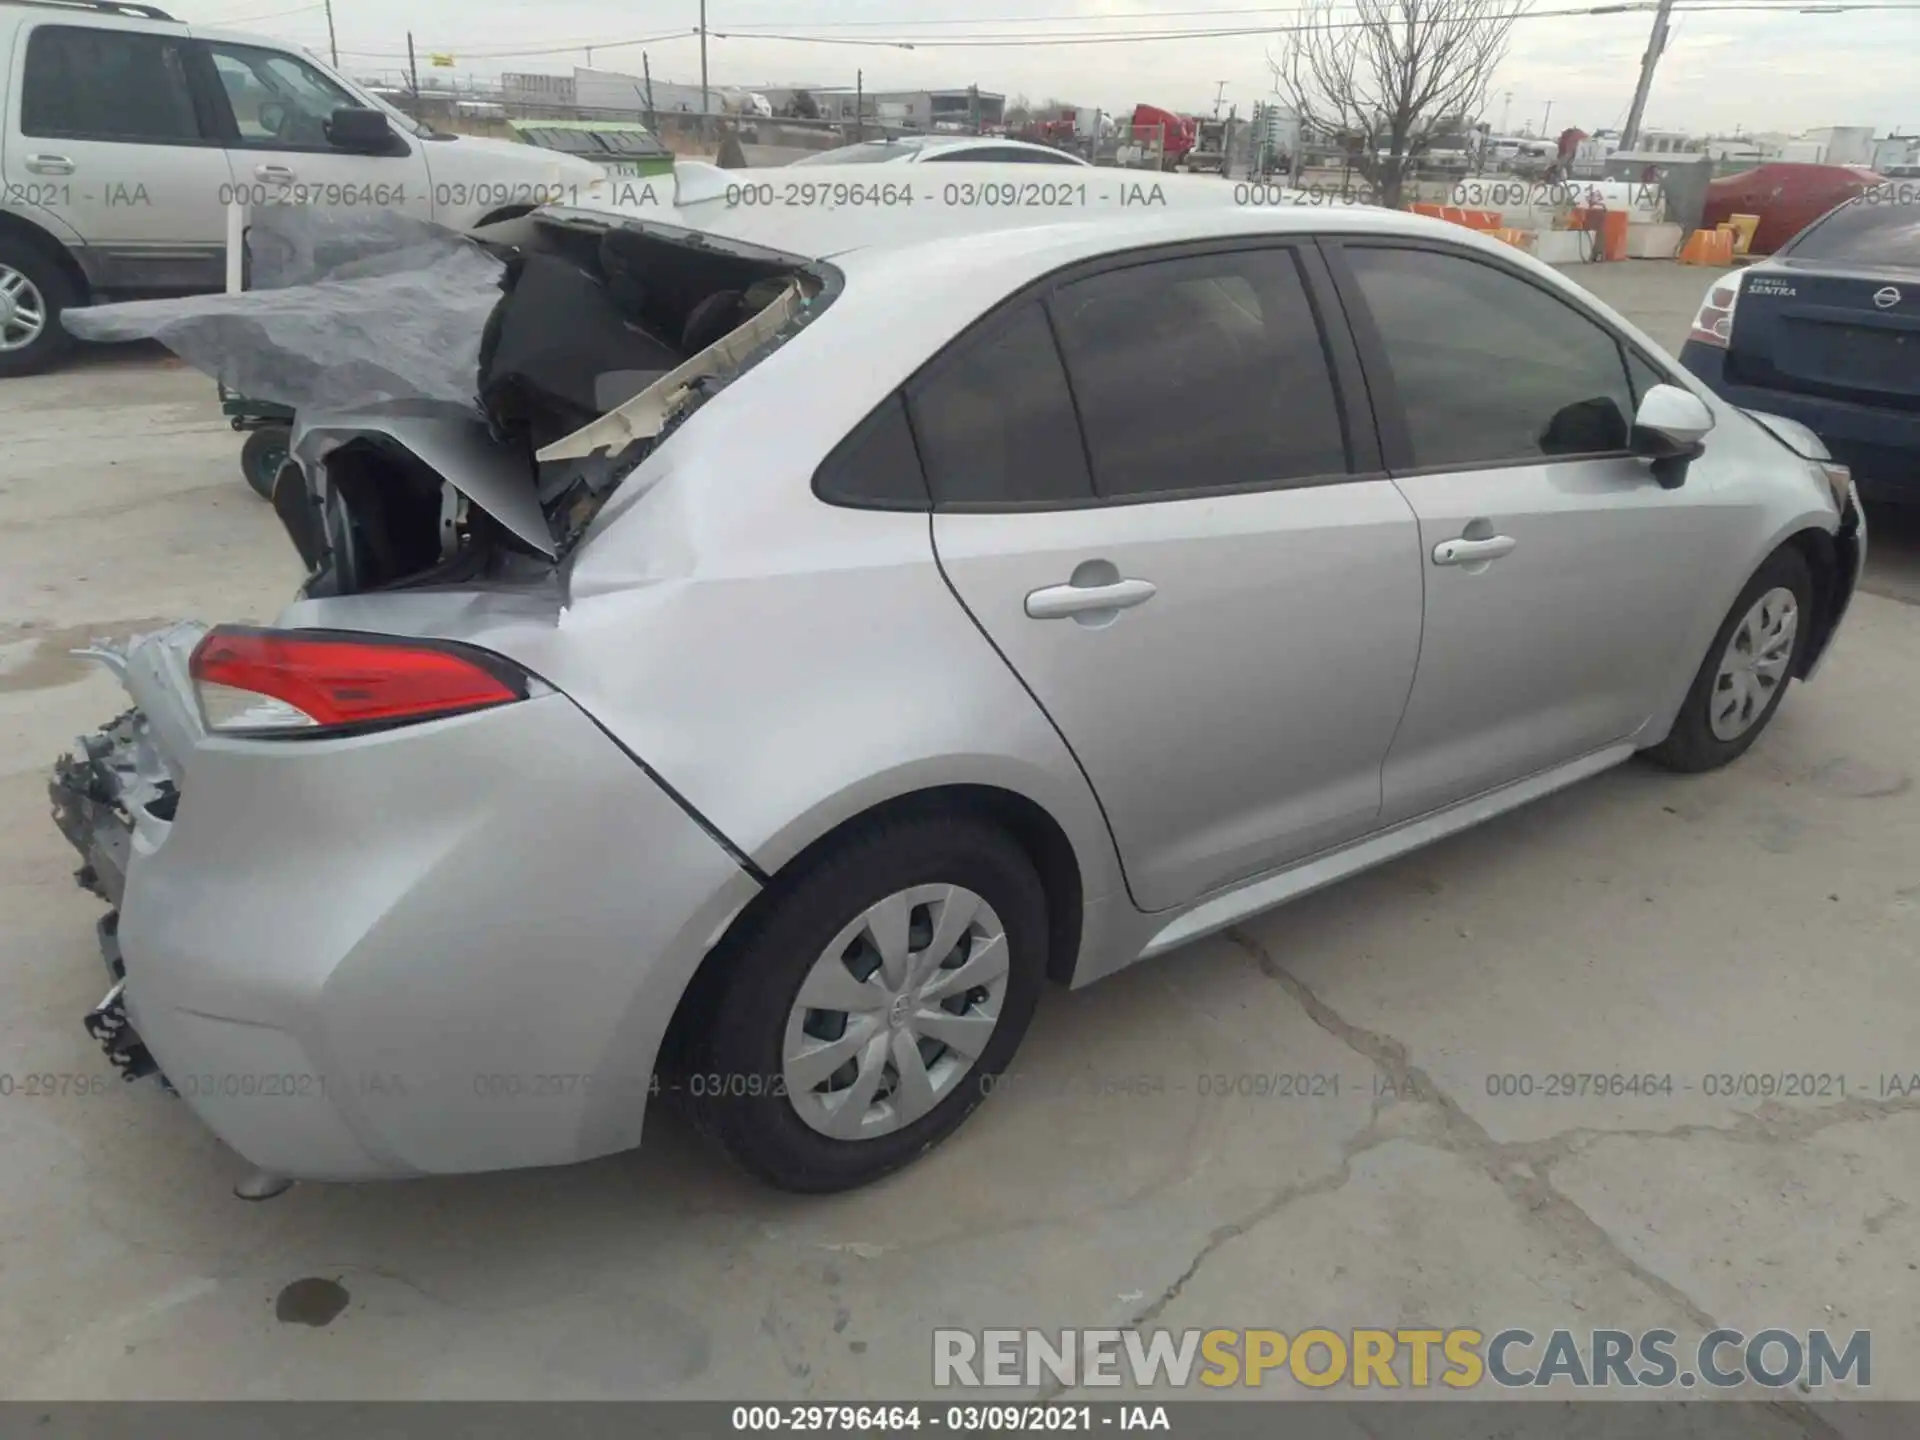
[784,884,1009,1140]
[1710,586,1797,741]
[0,265,47,351]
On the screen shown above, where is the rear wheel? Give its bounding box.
[687,813,1047,1192]
[1644,546,1812,772]
[0,241,76,378]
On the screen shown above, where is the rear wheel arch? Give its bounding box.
[659,783,1087,1076]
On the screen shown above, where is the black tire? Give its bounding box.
[686,812,1048,1193]
[240,425,292,500]
[0,240,77,378]
[1643,545,1813,773]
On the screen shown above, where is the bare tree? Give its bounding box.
[1005,92,1033,128]
[1268,0,1521,207]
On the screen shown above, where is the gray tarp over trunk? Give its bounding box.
[60,207,503,415]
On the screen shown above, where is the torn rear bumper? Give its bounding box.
[51,710,170,1084]
[50,645,758,1182]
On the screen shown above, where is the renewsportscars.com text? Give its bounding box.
[933,1327,1870,1391]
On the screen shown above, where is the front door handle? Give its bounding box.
[25,154,75,175]
[255,164,298,183]
[1432,534,1517,566]
[1025,576,1158,621]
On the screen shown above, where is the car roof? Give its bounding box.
[877,135,1055,152]
[797,135,1077,162]
[552,159,1541,277]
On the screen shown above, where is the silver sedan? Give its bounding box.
[51,185,1862,1194]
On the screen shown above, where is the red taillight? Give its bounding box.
[1686,276,1742,349]
[188,627,528,737]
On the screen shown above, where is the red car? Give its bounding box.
[1704,162,1883,254]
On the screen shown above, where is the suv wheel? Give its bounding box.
[1644,545,1812,773]
[0,243,76,378]
[687,813,1047,1192]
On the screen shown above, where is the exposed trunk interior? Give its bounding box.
[279,214,821,600]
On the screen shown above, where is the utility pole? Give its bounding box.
[1212,80,1227,118]
[854,67,863,142]
[323,0,337,67]
[699,0,710,115]
[1500,89,1512,134]
[405,31,420,119]
[642,52,656,132]
[1541,99,1554,136]
[1619,0,1675,151]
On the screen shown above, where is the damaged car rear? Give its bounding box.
[49,201,845,1191]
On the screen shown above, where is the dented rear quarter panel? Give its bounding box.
[280,239,1143,985]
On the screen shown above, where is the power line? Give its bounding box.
[335,27,696,61]
[707,0,1920,49]
[192,2,327,22]
[326,0,1920,64]
[703,4,1366,25]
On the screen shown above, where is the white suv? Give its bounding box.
[0,0,605,375]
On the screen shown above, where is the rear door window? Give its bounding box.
[1046,247,1350,497]
[906,302,1094,505]
[21,26,208,143]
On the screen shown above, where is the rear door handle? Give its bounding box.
[255,164,298,183]
[25,154,74,175]
[1432,535,1517,566]
[1025,577,1158,620]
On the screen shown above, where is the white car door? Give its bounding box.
[198,40,431,226]
[924,242,1424,913]
[4,19,235,291]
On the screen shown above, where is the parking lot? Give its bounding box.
[1,260,1916,1411]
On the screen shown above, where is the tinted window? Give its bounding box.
[1048,248,1348,497]
[813,393,931,510]
[1784,199,1920,267]
[1627,350,1667,407]
[207,44,362,149]
[1346,246,1635,468]
[21,27,204,143]
[908,303,1093,505]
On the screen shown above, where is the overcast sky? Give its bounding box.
[181,0,1920,139]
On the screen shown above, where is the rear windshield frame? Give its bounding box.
[1780,197,1920,270]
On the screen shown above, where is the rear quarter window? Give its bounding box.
[811,393,930,510]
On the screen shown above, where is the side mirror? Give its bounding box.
[1631,382,1715,489]
[324,106,393,153]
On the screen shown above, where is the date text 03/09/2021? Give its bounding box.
[730,1405,1161,1433]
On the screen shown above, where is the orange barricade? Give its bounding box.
[1577,207,1629,261]
[1679,227,1735,265]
